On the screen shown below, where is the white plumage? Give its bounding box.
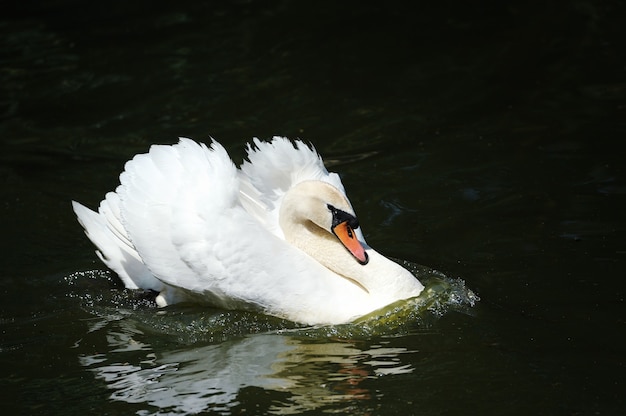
[73,137,424,325]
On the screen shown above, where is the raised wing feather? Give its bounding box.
[238,137,348,239]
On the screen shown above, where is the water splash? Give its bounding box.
[64,261,479,343]
[296,261,479,339]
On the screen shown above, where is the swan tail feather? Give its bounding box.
[72,198,163,291]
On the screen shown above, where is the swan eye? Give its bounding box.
[327,204,360,230]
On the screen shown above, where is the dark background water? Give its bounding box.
[1,1,625,415]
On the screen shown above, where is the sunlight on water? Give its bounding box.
[63,264,478,414]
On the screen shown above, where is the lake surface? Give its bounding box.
[1,1,625,415]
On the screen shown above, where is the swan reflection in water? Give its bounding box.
[78,316,417,415]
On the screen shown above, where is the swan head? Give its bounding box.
[279,180,369,268]
[326,203,368,265]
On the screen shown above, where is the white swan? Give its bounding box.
[72,137,424,325]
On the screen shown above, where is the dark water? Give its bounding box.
[2,1,625,415]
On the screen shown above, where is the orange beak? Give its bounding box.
[332,221,369,265]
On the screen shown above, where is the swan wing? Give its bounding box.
[116,138,304,309]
